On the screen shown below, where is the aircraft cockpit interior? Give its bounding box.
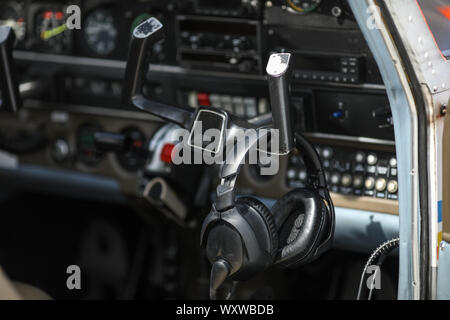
[0,0,449,302]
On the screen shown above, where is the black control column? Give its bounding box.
[0,26,21,112]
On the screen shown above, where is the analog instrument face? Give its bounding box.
[83,9,118,56]
[0,3,26,42]
[35,9,71,54]
[286,0,322,14]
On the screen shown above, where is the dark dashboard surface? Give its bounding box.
[4,0,391,132]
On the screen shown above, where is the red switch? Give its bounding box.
[197,92,210,107]
[161,143,175,163]
[43,11,53,19]
[55,11,64,20]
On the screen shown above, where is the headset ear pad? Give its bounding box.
[235,197,279,261]
[271,189,327,268]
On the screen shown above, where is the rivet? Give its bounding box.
[410,169,415,175]
[441,105,447,116]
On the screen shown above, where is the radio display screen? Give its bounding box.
[417,0,450,59]
[293,55,342,73]
[197,0,242,10]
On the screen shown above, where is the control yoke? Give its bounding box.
[123,17,295,162]
[122,18,194,129]
[266,53,294,154]
[0,26,21,112]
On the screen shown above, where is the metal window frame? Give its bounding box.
[349,0,450,300]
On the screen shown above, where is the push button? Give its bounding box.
[197,92,210,106]
[161,143,175,163]
[341,174,352,187]
[367,153,378,165]
[353,175,364,189]
[375,178,387,192]
[365,177,375,190]
[355,152,365,163]
[387,180,398,194]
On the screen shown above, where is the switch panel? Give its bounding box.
[287,145,398,201]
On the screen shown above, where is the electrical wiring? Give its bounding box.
[356,238,400,300]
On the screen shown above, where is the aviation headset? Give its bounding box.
[200,132,335,299]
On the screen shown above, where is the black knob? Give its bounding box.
[238,59,255,73]
[94,132,127,153]
[239,3,254,16]
[372,106,391,118]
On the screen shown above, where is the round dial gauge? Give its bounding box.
[35,9,71,54]
[0,3,26,42]
[286,0,322,14]
[83,9,118,56]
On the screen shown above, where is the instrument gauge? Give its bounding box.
[0,3,26,43]
[286,0,322,14]
[83,9,118,56]
[34,8,71,54]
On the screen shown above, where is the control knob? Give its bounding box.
[367,153,378,166]
[364,177,375,190]
[330,172,341,185]
[298,169,307,182]
[375,178,387,192]
[389,157,397,168]
[287,168,297,179]
[355,152,365,163]
[51,139,70,162]
[353,175,364,189]
[322,147,333,160]
[341,174,352,187]
[387,180,398,194]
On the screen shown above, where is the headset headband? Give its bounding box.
[215,131,329,212]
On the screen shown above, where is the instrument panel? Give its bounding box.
[1,0,372,73]
[0,0,398,215]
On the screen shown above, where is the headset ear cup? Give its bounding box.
[236,197,279,260]
[271,188,327,268]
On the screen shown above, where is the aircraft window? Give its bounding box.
[417,0,450,58]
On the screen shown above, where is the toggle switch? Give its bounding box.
[161,143,175,164]
[197,92,210,107]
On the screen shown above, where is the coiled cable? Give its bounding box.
[356,238,400,300]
